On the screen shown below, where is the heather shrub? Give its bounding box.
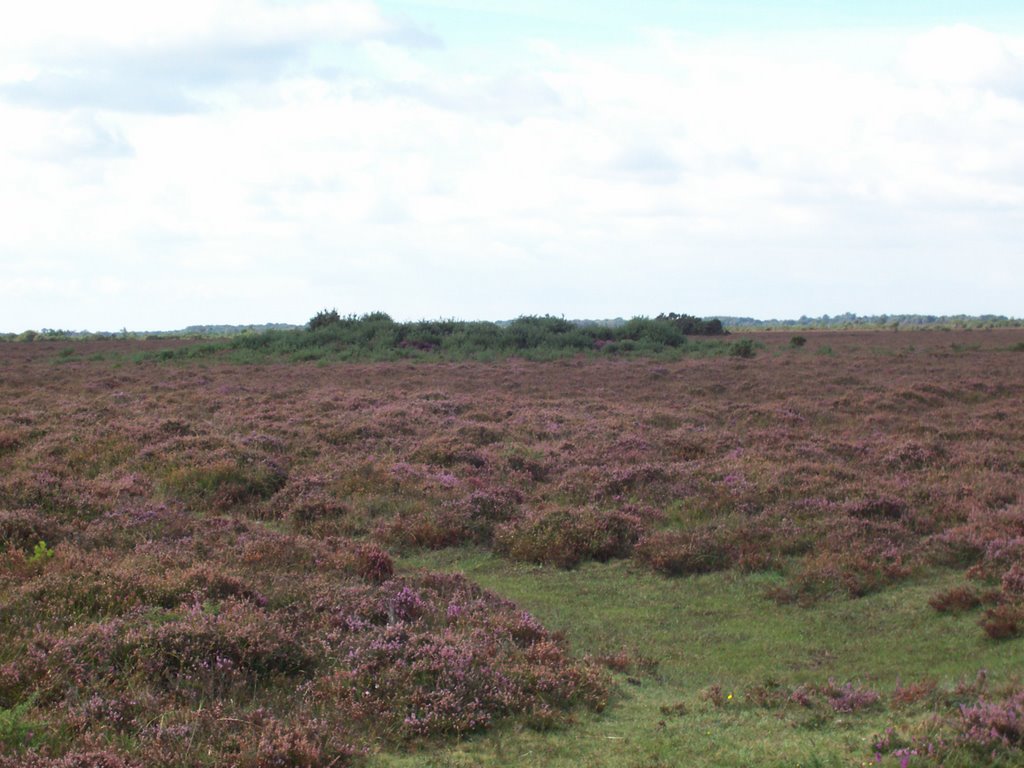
[820,679,882,713]
[956,691,1024,752]
[412,436,486,469]
[31,601,316,704]
[502,447,550,482]
[0,752,139,768]
[450,487,523,540]
[1000,563,1024,596]
[593,463,675,502]
[263,474,359,533]
[7,328,1024,764]
[0,509,67,552]
[844,496,907,521]
[307,574,607,740]
[9,551,265,627]
[980,604,1024,639]
[160,458,287,511]
[891,678,939,707]
[493,507,643,568]
[875,682,1024,765]
[633,528,733,576]
[928,586,984,614]
[354,543,394,583]
[247,717,361,768]
[375,508,471,551]
[778,544,909,601]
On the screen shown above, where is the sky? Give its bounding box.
[2,1,1024,331]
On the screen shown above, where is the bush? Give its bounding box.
[655,313,727,336]
[308,309,341,331]
[160,459,287,511]
[634,529,733,576]
[790,335,807,347]
[493,507,644,568]
[980,604,1024,639]
[729,339,756,358]
[929,586,984,614]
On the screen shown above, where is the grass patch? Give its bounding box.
[158,459,286,511]
[378,551,1021,767]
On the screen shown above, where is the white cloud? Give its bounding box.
[0,0,437,112]
[901,24,1024,91]
[0,0,412,56]
[1,8,1023,330]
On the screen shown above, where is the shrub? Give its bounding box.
[820,679,881,713]
[493,507,643,568]
[956,691,1024,751]
[891,678,938,707]
[929,586,983,614]
[790,335,807,347]
[729,339,756,358]
[980,604,1024,640]
[0,752,138,768]
[633,528,733,576]
[354,544,394,583]
[160,459,287,511]
[28,540,54,564]
[0,698,43,753]
[308,309,341,331]
[655,313,727,336]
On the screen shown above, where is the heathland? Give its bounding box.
[1,327,1023,767]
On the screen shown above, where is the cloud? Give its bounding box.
[0,0,439,113]
[1,72,203,114]
[902,24,1024,96]
[608,146,682,185]
[34,112,135,163]
[364,70,565,124]
[2,15,1024,330]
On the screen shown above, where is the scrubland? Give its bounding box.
[1,329,1023,767]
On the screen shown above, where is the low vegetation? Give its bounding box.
[1,328,1022,765]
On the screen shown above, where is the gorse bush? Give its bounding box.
[145,311,736,362]
[307,308,341,331]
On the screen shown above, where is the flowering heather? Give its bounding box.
[871,681,1024,766]
[1,329,1023,763]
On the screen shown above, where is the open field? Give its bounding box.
[2,329,1023,766]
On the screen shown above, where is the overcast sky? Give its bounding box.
[2,1,1023,331]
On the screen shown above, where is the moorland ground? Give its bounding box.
[1,329,1023,767]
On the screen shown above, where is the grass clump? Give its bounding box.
[159,459,286,511]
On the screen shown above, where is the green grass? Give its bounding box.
[374,551,1021,768]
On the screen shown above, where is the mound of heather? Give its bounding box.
[0,516,606,766]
